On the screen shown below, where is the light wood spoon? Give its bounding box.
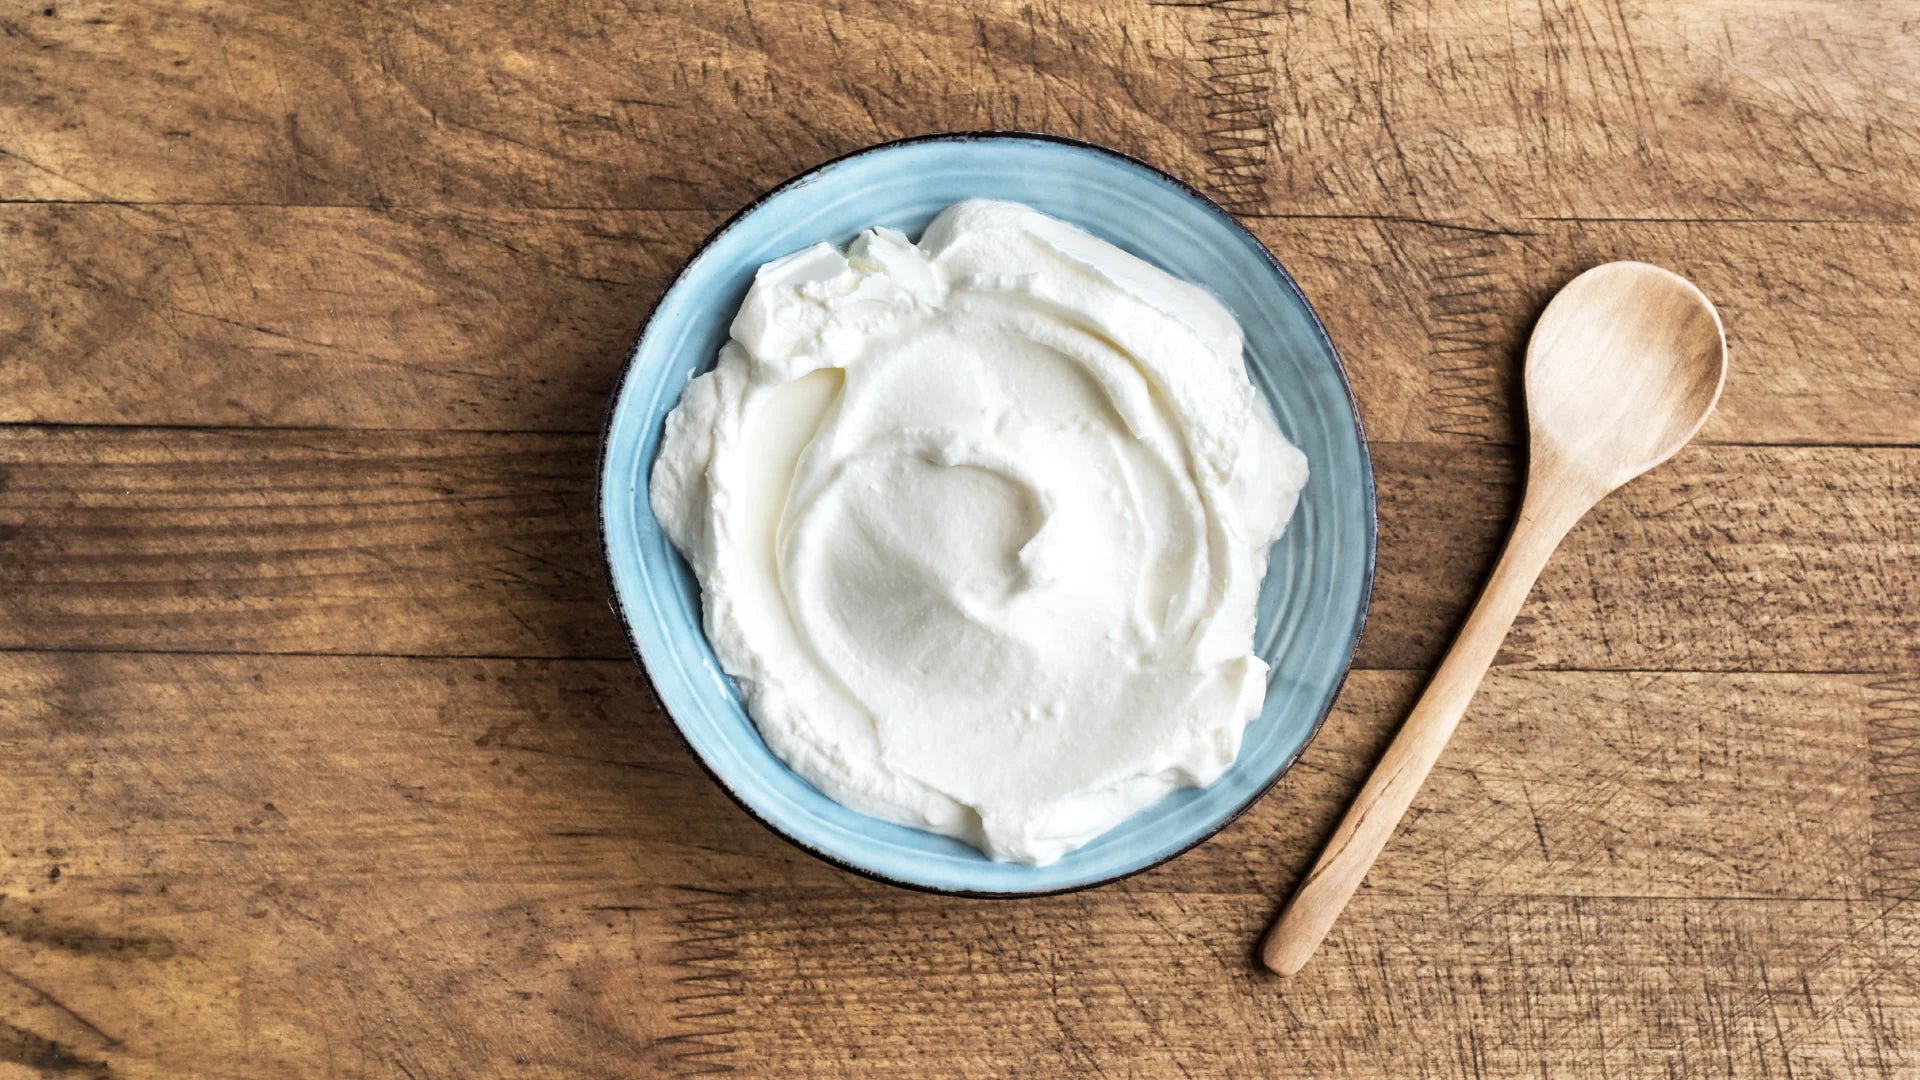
[1259,261,1727,976]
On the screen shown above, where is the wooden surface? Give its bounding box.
[2,1,1917,1076]
[1264,259,1732,975]
[1264,260,1732,974]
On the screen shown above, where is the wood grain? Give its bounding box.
[2,654,1911,1076]
[733,892,1920,1078]
[0,205,687,432]
[3,1,1915,221]
[6,0,1919,1073]
[1267,259,1728,973]
[4,209,1918,441]
[0,430,1913,673]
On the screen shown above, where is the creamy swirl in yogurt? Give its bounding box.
[651,200,1307,864]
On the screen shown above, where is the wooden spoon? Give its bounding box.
[1259,261,1727,977]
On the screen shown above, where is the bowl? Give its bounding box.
[599,132,1375,895]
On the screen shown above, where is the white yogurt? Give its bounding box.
[651,200,1307,864]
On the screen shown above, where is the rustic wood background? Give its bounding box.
[3,0,1918,1076]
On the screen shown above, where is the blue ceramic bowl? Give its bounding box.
[599,133,1374,895]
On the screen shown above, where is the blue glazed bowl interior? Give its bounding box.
[600,134,1374,894]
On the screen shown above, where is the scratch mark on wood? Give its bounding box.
[0,1020,111,1078]
[662,886,748,1076]
[1424,232,1509,441]
[1190,0,1278,212]
[0,967,119,1050]
[1868,675,1920,900]
[0,908,176,961]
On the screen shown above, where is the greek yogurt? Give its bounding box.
[651,200,1307,864]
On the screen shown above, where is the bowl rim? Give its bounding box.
[596,130,1378,897]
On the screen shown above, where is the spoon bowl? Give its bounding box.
[1525,261,1727,496]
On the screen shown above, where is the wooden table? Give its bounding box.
[3,2,1917,1076]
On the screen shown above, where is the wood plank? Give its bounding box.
[1,653,1913,1077]
[1,1,1915,221]
[0,0,1196,210]
[1279,217,1920,446]
[0,656,1885,907]
[0,430,1912,672]
[729,892,1920,1079]
[0,428,616,661]
[1372,440,1920,675]
[0,204,686,432]
[6,205,1918,443]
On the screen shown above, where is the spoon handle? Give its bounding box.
[1259,483,1587,976]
